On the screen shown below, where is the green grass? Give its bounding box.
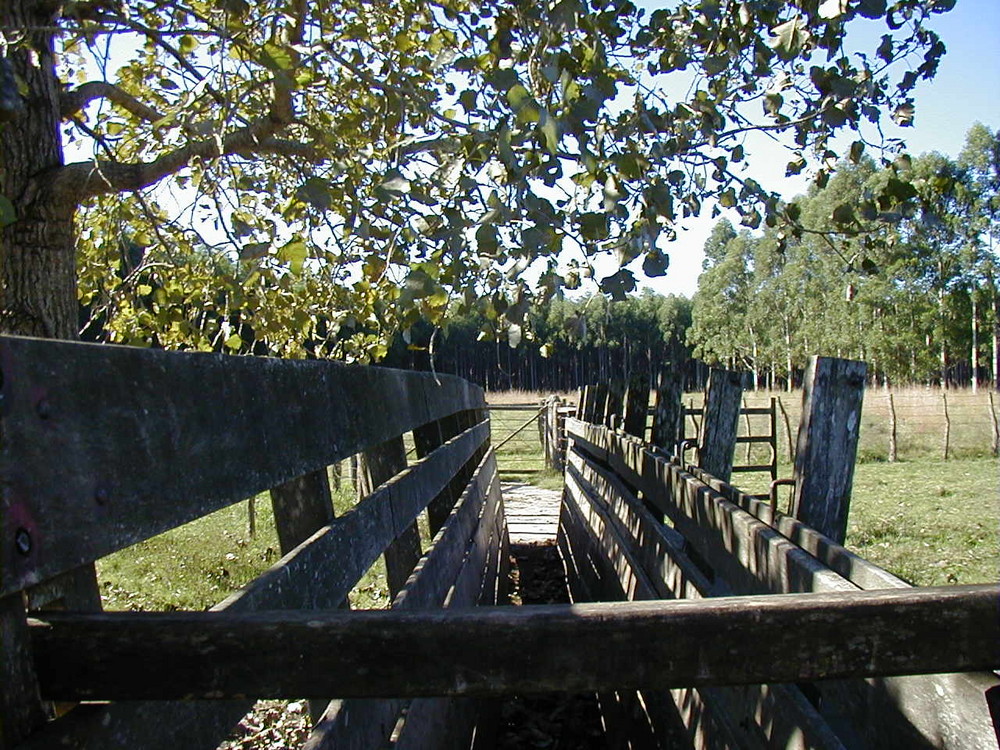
[845,458,999,587]
[97,471,390,612]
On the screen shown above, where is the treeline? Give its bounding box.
[382,291,697,392]
[689,124,1000,389]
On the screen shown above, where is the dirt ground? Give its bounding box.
[493,542,608,748]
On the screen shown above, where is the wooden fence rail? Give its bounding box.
[0,335,501,750]
[4,339,998,750]
[560,355,1000,750]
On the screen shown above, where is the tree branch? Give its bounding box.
[46,121,320,205]
[60,81,165,122]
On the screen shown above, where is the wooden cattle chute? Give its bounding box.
[563,358,1000,749]
[0,335,504,750]
[2,339,998,750]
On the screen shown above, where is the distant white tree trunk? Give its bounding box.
[971,293,979,393]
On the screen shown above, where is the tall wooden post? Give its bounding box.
[697,368,744,482]
[270,470,334,553]
[590,382,609,425]
[791,356,866,545]
[651,367,684,454]
[606,380,626,430]
[361,437,421,597]
[622,372,648,439]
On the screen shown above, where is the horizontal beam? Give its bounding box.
[0,335,484,596]
[29,585,999,701]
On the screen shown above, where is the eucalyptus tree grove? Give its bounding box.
[1,0,954,358]
[689,124,1000,389]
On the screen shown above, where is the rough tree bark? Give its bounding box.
[1,0,79,340]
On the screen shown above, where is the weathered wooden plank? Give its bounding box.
[16,422,490,750]
[651,366,684,455]
[569,420,1000,750]
[791,357,866,544]
[392,473,504,750]
[0,594,47,749]
[361,435,422,597]
[568,451,846,750]
[622,372,648,439]
[567,420,855,597]
[605,380,626,429]
[270,469,334,554]
[413,419,459,534]
[304,451,498,750]
[0,335,484,597]
[697,368,743,482]
[29,585,1000,700]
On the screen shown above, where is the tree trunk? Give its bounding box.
[971,292,979,393]
[1,0,79,340]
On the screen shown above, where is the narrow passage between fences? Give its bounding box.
[494,482,609,747]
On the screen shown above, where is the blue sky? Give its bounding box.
[638,0,1000,298]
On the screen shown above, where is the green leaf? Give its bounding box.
[642,249,670,278]
[857,0,887,19]
[239,242,269,260]
[767,19,809,61]
[378,169,411,198]
[179,35,199,53]
[578,212,609,242]
[278,239,308,274]
[599,269,636,302]
[295,177,331,210]
[538,111,559,155]
[893,103,915,127]
[260,42,295,72]
[0,194,16,228]
[224,333,243,350]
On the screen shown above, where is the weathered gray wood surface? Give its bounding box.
[697,368,743,482]
[304,450,500,750]
[651,367,684,454]
[361,436,421,597]
[0,335,484,597]
[791,357,866,544]
[27,585,999,700]
[270,469,335,553]
[622,372,648,438]
[16,422,491,750]
[564,418,1000,750]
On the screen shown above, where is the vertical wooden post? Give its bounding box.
[742,395,753,462]
[590,382,609,425]
[413,418,461,536]
[605,380,626,430]
[622,372,648,439]
[776,396,794,463]
[942,391,951,461]
[697,368,744,482]
[0,594,47,748]
[269,468,338,723]
[270,469,335,553]
[887,392,898,463]
[989,390,999,458]
[651,367,684,455]
[361,436,421,597]
[791,356,866,545]
[768,396,778,481]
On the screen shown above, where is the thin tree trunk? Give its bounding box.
[971,293,979,393]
